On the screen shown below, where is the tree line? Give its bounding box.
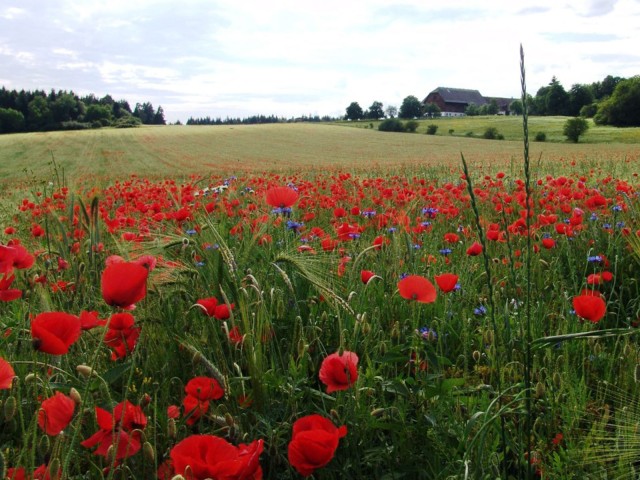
[0,87,166,134]
[344,74,640,127]
[185,114,339,125]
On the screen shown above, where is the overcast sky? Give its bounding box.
[1,0,639,122]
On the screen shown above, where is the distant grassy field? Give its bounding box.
[0,122,638,192]
[339,115,640,143]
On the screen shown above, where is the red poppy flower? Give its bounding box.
[81,400,147,460]
[360,270,376,284]
[101,261,148,308]
[182,394,209,426]
[196,297,235,320]
[398,275,437,303]
[443,232,460,244]
[466,242,483,256]
[288,414,347,477]
[38,391,76,436]
[0,356,15,389]
[9,243,35,270]
[434,273,458,293]
[265,186,299,208]
[170,434,264,480]
[319,351,359,393]
[372,235,389,250]
[31,312,81,355]
[185,376,224,401]
[79,310,107,330]
[573,294,606,323]
[104,313,141,360]
[541,238,555,249]
[0,273,21,302]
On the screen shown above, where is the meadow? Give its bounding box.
[0,121,640,479]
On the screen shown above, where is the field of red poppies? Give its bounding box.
[1,143,640,479]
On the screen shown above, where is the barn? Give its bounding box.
[423,87,487,117]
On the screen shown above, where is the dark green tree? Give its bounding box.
[0,108,25,133]
[134,102,156,124]
[545,77,569,115]
[568,84,594,116]
[366,101,384,119]
[84,104,112,124]
[486,99,499,115]
[563,117,589,142]
[423,103,441,118]
[27,96,52,129]
[345,102,364,121]
[465,103,480,116]
[509,99,524,115]
[399,95,422,119]
[153,105,166,125]
[594,76,640,126]
[51,93,83,123]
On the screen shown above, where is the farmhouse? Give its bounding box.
[423,87,513,116]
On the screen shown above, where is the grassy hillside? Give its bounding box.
[338,115,640,143]
[1,123,638,191]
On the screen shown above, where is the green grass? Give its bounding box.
[339,115,640,143]
[1,123,639,192]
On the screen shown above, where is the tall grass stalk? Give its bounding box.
[521,44,534,480]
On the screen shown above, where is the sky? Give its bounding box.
[1,0,639,122]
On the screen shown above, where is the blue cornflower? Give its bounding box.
[616,221,625,228]
[286,220,304,232]
[185,229,197,236]
[413,244,421,249]
[422,207,439,218]
[602,223,612,229]
[421,221,432,227]
[612,205,623,212]
[474,305,487,316]
[439,248,452,256]
[399,272,410,280]
[362,210,377,218]
[388,227,397,233]
[587,255,602,263]
[589,213,598,221]
[272,207,293,216]
[417,326,438,341]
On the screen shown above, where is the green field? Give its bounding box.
[1,121,639,191]
[340,115,640,143]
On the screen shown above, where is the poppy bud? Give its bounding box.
[3,395,16,421]
[623,343,633,357]
[167,418,176,439]
[225,413,234,427]
[78,262,86,273]
[76,365,94,378]
[170,476,186,480]
[483,330,494,345]
[553,372,562,389]
[330,409,340,423]
[297,338,307,359]
[24,373,37,383]
[535,382,545,398]
[143,442,155,462]
[371,408,385,418]
[47,458,61,480]
[106,445,116,464]
[472,350,481,362]
[70,387,82,405]
[38,434,50,456]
